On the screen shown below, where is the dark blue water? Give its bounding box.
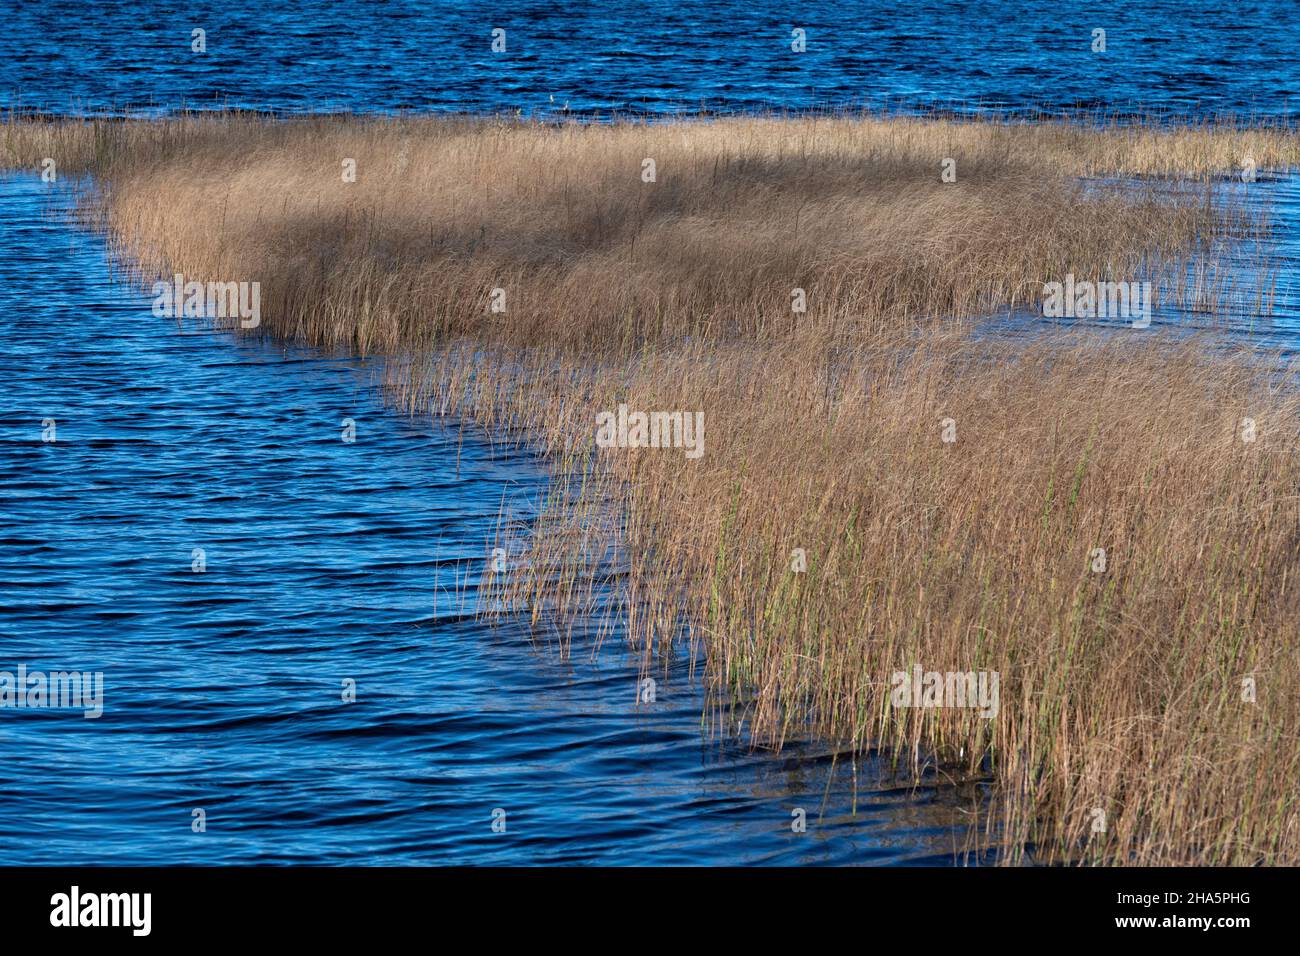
[1,0,1296,119]
[0,175,996,864]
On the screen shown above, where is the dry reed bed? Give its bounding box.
[3,111,1290,351]
[456,334,1299,865]
[3,113,1297,864]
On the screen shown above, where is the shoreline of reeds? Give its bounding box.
[3,111,1297,865]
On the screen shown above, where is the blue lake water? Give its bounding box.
[1,0,1296,119]
[0,3,1296,866]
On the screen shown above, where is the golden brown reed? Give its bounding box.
[3,111,1297,864]
[4,111,1292,350]
[471,333,1300,866]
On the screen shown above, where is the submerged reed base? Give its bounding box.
[5,111,1297,864]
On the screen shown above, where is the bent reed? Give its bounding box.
[4,111,1297,864]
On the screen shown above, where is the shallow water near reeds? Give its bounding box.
[0,174,1006,865]
[986,174,1300,354]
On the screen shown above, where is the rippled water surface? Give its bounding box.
[0,176,998,864]
[2,0,1296,118]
